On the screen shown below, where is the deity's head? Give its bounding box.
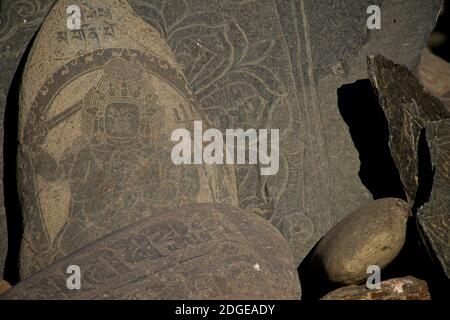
[82,57,163,145]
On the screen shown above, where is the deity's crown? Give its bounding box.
[83,57,159,118]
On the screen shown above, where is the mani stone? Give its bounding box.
[1,204,301,300]
[0,0,443,273]
[310,198,410,285]
[17,0,238,279]
[368,55,450,278]
[128,0,443,265]
[321,276,431,300]
[0,0,57,280]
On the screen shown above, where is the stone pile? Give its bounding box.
[0,0,447,300]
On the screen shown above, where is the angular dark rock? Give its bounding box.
[17,0,238,278]
[368,55,450,278]
[321,276,431,300]
[368,55,450,204]
[1,204,301,300]
[0,0,443,272]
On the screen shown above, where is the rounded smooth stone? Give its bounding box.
[310,198,410,285]
[18,0,237,278]
[1,204,301,300]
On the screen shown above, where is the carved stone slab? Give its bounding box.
[17,0,238,278]
[368,55,450,278]
[1,204,301,300]
[321,276,431,300]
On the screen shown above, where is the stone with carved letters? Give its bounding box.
[310,198,410,285]
[17,0,238,279]
[1,204,301,300]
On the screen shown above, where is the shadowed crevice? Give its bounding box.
[3,32,37,284]
[337,79,407,201]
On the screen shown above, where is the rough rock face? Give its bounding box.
[0,0,57,280]
[1,204,301,300]
[321,276,431,300]
[17,0,237,279]
[368,55,450,278]
[310,198,410,285]
[0,0,443,272]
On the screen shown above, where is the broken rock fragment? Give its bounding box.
[321,276,431,300]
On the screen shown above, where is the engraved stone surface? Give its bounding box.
[310,198,410,285]
[0,0,57,279]
[1,204,301,300]
[1,0,443,273]
[17,0,238,278]
[0,280,11,295]
[368,55,450,278]
[321,276,431,300]
[127,0,442,264]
